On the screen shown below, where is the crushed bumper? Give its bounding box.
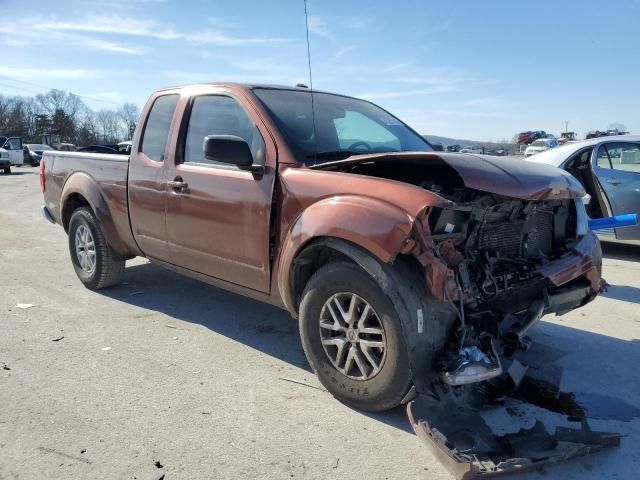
[406,333,620,479]
[408,397,619,479]
[536,231,604,294]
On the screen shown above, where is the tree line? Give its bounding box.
[0,89,139,146]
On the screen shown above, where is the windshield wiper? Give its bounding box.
[306,150,361,160]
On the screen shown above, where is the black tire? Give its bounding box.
[3,166,10,174]
[68,207,125,290]
[299,262,411,412]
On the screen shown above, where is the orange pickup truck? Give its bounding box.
[41,83,601,416]
[41,83,601,410]
[42,83,618,476]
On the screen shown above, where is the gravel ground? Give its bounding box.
[1,166,639,480]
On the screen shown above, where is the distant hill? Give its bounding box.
[424,135,514,149]
[423,135,519,155]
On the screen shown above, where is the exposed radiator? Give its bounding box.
[477,211,554,258]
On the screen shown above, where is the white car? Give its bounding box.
[459,146,483,154]
[0,136,24,166]
[525,135,640,243]
[524,138,558,157]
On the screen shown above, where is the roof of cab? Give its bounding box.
[155,82,315,93]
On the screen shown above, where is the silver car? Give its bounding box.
[526,135,640,243]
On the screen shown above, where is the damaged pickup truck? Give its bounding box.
[41,83,618,477]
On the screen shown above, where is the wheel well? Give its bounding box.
[290,241,355,312]
[61,193,91,232]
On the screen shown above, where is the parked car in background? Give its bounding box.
[445,144,461,152]
[52,143,76,152]
[0,136,24,166]
[76,145,120,154]
[586,130,609,139]
[517,131,534,144]
[524,137,558,157]
[459,146,484,154]
[23,144,55,166]
[430,142,443,151]
[0,148,11,173]
[526,135,640,242]
[516,130,547,145]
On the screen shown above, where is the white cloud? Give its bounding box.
[33,15,289,46]
[334,45,357,58]
[185,31,289,46]
[307,15,330,38]
[2,67,100,80]
[358,85,455,100]
[34,16,180,40]
[84,39,144,55]
[4,38,30,47]
[383,62,413,73]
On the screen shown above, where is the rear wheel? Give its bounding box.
[299,262,411,412]
[68,207,125,289]
[3,166,10,174]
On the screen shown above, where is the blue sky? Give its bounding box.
[1,0,638,141]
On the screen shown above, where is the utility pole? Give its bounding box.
[565,121,568,133]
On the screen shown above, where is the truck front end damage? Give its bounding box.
[313,153,619,475]
[409,194,603,387]
[404,192,618,478]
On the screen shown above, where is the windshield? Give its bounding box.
[27,144,53,151]
[253,88,431,163]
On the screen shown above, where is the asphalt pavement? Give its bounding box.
[1,166,639,479]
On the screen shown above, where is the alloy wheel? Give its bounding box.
[319,292,387,380]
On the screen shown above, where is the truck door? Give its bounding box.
[3,137,24,165]
[592,142,640,240]
[128,93,180,261]
[164,92,275,293]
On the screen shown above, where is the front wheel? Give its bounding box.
[68,207,125,290]
[299,262,412,412]
[3,166,10,174]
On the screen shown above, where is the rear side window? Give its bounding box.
[183,95,265,166]
[140,94,179,161]
[603,143,640,173]
[596,146,612,169]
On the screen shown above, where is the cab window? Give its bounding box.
[140,94,179,162]
[182,95,265,166]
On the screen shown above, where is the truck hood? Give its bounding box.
[310,151,585,201]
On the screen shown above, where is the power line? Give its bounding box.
[0,74,123,107]
[0,81,42,95]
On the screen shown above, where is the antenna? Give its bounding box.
[303,0,317,160]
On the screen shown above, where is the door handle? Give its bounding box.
[606,178,622,186]
[167,178,188,192]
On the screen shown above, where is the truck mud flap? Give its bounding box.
[406,350,620,479]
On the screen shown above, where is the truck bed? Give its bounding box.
[42,151,138,256]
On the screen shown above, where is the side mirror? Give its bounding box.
[203,135,253,168]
